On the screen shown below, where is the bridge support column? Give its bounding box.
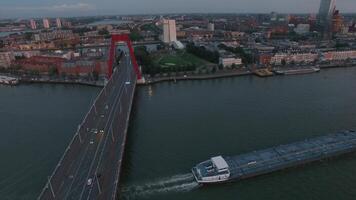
[48,176,55,199]
[108,34,142,80]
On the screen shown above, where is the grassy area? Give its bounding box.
[156,51,211,68]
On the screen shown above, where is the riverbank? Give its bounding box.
[139,63,356,85]
[0,73,105,87]
[140,70,252,85]
[20,78,105,87]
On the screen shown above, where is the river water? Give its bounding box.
[2,67,356,199]
[0,84,100,200]
[120,67,356,200]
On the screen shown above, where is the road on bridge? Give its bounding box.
[38,48,137,200]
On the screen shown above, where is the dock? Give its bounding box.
[0,75,19,85]
[253,69,274,77]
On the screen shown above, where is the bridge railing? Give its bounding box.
[38,68,120,200]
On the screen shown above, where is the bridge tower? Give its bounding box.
[108,34,142,80]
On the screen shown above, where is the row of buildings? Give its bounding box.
[0,52,108,76]
[262,50,356,65]
[29,18,71,30]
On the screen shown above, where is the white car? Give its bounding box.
[90,140,94,145]
[87,178,92,186]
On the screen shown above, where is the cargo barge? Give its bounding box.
[192,130,356,184]
[275,67,320,75]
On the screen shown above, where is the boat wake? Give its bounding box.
[120,173,200,199]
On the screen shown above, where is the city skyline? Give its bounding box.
[1,0,356,19]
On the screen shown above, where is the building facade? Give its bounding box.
[270,52,318,65]
[0,52,15,68]
[318,0,336,33]
[43,18,50,29]
[162,19,177,43]
[34,30,75,41]
[56,18,62,29]
[30,19,37,30]
[219,57,242,67]
[322,50,356,61]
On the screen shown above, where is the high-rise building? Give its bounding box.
[332,10,344,33]
[318,0,336,33]
[43,18,50,29]
[207,23,215,31]
[56,18,62,28]
[30,19,37,30]
[162,19,177,43]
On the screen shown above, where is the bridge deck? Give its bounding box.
[38,54,136,200]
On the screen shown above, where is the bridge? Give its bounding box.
[38,34,142,200]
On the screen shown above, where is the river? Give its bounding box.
[0,84,100,200]
[119,67,356,200]
[2,67,356,199]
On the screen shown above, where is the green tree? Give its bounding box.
[129,32,143,41]
[24,32,33,40]
[49,66,58,77]
[92,71,99,81]
[98,29,109,36]
[281,59,287,66]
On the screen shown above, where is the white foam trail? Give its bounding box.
[121,173,200,199]
[138,181,199,196]
[144,173,194,188]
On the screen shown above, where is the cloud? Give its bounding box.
[2,3,95,12]
[49,3,94,11]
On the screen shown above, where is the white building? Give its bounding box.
[162,19,177,43]
[43,18,50,29]
[270,52,318,65]
[207,23,215,31]
[294,24,310,35]
[219,57,242,67]
[322,50,356,61]
[56,18,62,29]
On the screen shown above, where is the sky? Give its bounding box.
[0,0,355,19]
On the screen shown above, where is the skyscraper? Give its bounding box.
[43,18,50,29]
[56,18,62,29]
[162,19,177,43]
[30,19,37,30]
[318,0,336,33]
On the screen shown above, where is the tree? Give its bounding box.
[24,32,33,41]
[281,59,287,66]
[49,66,58,77]
[0,40,4,48]
[61,72,67,79]
[129,31,143,41]
[186,43,219,63]
[98,28,109,36]
[92,71,99,81]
